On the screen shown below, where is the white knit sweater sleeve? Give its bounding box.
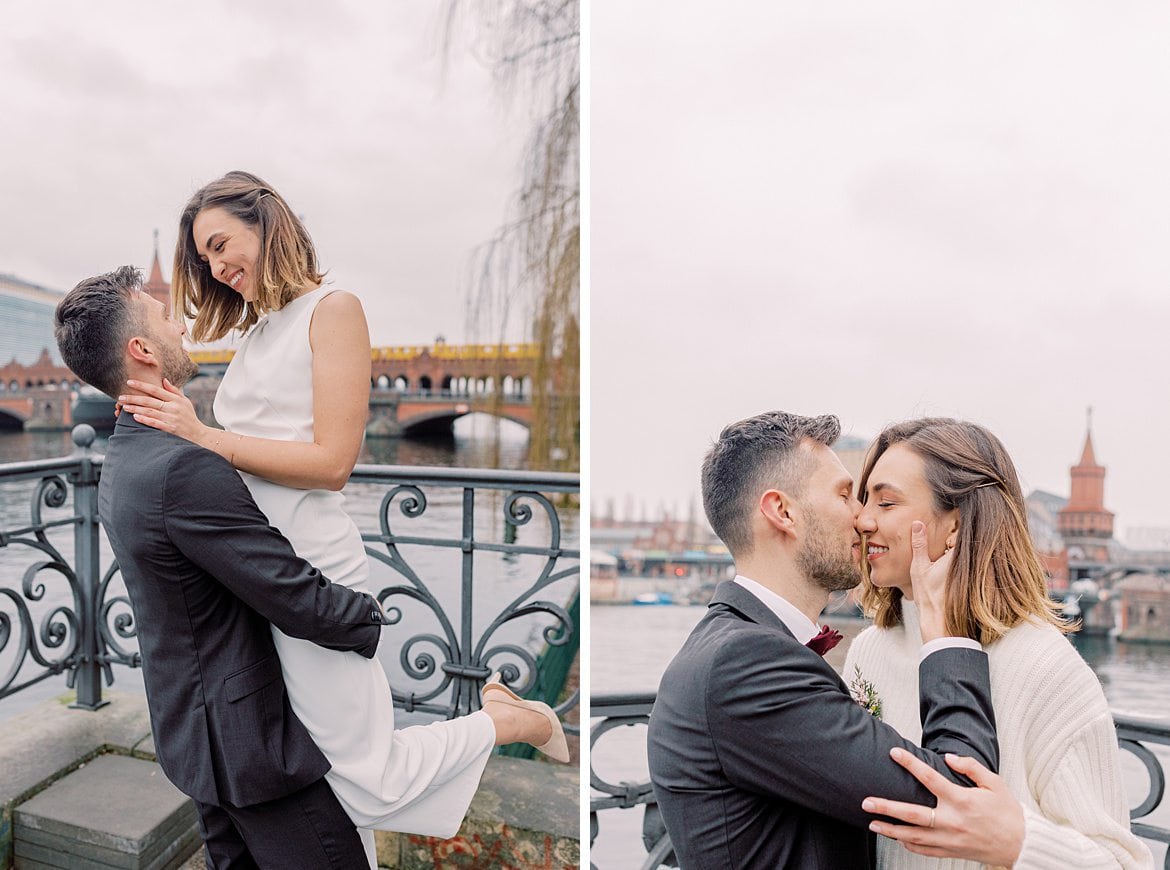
[1013,712,1154,868]
[1008,633,1154,869]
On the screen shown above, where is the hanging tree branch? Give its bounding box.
[442,0,580,472]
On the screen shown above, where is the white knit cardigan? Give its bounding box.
[843,602,1154,869]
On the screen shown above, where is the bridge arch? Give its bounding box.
[0,408,26,430]
[398,407,532,437]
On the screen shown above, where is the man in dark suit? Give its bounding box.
[55,266,384,869]
[647,411,1025,869]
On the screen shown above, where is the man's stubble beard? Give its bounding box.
[157,338,199,388]
[797,510,862,593]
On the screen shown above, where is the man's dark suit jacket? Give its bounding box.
[99,414,386,808]
[647,580,999,869]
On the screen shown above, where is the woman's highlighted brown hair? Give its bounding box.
[172,170,326,342]
[857,418,1072,643]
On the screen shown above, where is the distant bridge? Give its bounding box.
[190,342,540,398]
[189,342,545,437]
[0,343,550,435]
[0,390,74,431]
[378,394,535,437]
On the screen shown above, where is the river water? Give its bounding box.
[0,421,580,725]
[591,603,1170,869]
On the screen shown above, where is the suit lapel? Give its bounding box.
[709,580,849,690]
[707,580,797,641]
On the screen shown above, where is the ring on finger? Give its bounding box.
[929,808,936,829]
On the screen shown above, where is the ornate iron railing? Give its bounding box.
[590,692,669,870]
[1117,714,1170,869]
[590,693,1170,869]
[0,426,579,725]
[348,463,579,721]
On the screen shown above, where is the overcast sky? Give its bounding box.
[0,1,528,347]
[593,1,1170,536]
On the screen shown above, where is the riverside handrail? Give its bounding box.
[0,426,580,724]
[590,693,1170,870]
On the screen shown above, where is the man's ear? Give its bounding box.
[759,489,798,540]
[126,335,154,366]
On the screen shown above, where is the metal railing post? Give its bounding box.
[68,424,106,710]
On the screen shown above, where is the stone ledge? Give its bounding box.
[1,695,581,870]
[14,755,199,869]
[0,692,153,869]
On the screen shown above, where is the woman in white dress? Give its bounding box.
[845,418,1151,869]
[119,171,567,868]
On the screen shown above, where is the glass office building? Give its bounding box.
[0,274,64,366]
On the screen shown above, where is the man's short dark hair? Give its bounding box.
[701,411,841,556]
[54,266,143,399]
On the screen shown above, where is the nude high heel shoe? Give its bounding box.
[481,672,571,763]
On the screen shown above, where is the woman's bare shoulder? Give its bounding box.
[308,290,369,351]
[314,289,366,317]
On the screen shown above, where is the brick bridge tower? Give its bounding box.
[1058,409,1115,583]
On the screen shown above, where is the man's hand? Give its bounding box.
[909,521,952,642]
[862,748,1024,868]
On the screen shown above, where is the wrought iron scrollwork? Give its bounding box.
[356,466,580,720]
[96,562,140,675]
[590,692,675,870]
[0,472,83,700]
[1116,714,1170,868]
[2,449,579,733]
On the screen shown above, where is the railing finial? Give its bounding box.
[71,424,96,453]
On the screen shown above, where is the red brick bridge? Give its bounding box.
[0,343,544,436]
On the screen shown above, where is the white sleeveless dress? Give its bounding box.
[214,285,495,867]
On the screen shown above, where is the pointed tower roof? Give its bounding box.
[147,229,165,287]
[1075,408,1101,469]
[1077,432,1099,467]
[142,229,171,308]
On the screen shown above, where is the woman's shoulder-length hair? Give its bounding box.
[171,170,326,343]
[857,417,1073,644]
